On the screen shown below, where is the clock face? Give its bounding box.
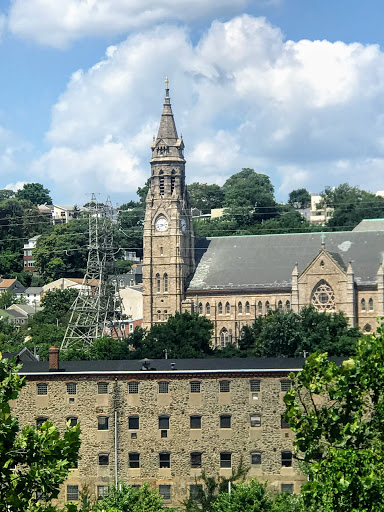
[180,218,187,232]
[155,215,168,231]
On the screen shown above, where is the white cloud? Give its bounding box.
[4,181,27,192]
[33,15,384,202]
[8,0,253,48]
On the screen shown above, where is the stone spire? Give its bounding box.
[156,77,178,142]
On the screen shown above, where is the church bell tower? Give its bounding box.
[142,79,195,328]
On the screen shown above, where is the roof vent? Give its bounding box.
[170,362,176,370]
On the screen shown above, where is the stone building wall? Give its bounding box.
[12,371,307,507]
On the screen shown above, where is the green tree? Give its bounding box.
[212,480,272,512]
[94,482,165,512]
[222,169,278,223]
[320,183,384,231]
[188,183,225,212]
[237,307,360,358]
[0,318,25,353]
[0,291,27,310]
[132,312,213,359]
[34,219,89,281]
[0,353,80,511]
[0,189,15,201]
[288,189,311,209]
[284,326,384,511]
[15,183,52,205]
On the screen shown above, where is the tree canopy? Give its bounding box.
[0,353,80,511]
[15,183,52,205]
[285,326,384,511]
[320,183,384,231]
[188,182,225,212]
[288,188,311,209]
[229,306,361,358]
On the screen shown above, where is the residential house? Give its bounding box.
[23,235,41,273]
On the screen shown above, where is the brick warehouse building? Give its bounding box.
[10,348,308,507]
[143,81,384,342]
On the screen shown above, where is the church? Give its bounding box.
[143,81,384,345]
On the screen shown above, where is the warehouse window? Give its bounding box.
[128,381,139,394]
[280,380,292,392]
[190,415,202,429]
[219,380,230,392]
[98,416,109,430]
[98,453,109,466]
[190,452,202,468]
[97,382,108,394]
[67,485,79,501]
[128,416,139,429]
[159,485,171,500]
[159,452,171,468]
[251,452,262,465]
[250,414,261,427]
[220,452,231,468]
[66,382,77,395]
[158,381,169,393]
[37,383,48,395]
[128,452,140,468]
[220,414,231,428]
[281,451,292,467]
[250,380,261,392]
[190,381,201,393]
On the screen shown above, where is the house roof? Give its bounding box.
[0,278,17,289]
[188,230,384,291]
[8,304,42,315]
[24,287,43,294]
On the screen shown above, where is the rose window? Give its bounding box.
[311,281,335,311]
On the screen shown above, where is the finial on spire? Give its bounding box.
[165,76,169,89]
[321,233,326,248]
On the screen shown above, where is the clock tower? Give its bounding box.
[142,79,195,328]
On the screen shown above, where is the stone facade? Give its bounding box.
[13,358,307,507]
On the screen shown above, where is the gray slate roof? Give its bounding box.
[188,231,384,291]
[353,218,384,232]
[17,357,312,375]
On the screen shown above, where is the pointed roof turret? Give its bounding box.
[156,77,178,141]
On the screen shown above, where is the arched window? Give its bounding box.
[257,301,263,315]
[164,310,168,320]
[171,170,176,194]
[311,280,335,311]
[238,302,243,314]
[278,300,283,311]
[156,273,161,292]
[198,302,203,314]
[157,310,161,321]
[225,302,230,314]
[364,324,372,333]
[369,298,374,311]
[220,328,230,348]
[159,170,164,195]
[205,302,210,315]
[245,301,250,314]
[361,298,366,311]
[265,301,270,313]
[163,273,168,292]
[218,302,223,314]
[285,300,291,311]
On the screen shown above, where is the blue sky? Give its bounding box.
[1,0,384,206]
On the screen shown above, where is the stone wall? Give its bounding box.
[12,371,307,507]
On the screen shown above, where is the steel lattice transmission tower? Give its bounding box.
[61,194,123,349]
[100,196,124,339]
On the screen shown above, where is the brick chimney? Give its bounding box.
[48,346,60,371]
